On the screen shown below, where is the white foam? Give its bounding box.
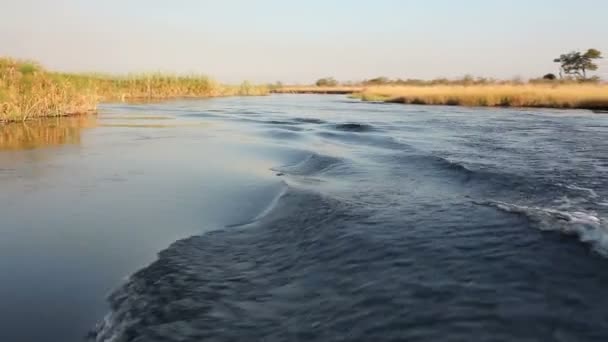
[92,310,121,342]
[553,196,586,210]
[561,183,599,198]
[481,200,608,257]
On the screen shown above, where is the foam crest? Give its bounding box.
[481,200,608,256]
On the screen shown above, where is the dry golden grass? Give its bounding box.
[1,57,269,123]
[357,84,608,110]
[58,73,269,100]
[0,58,97,122]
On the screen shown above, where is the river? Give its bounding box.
[1,95,607,341]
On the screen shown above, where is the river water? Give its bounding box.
[1,95,607,341]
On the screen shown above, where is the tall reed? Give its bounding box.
[0,58,97,122]
[1,57,270,123]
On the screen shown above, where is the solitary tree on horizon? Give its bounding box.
[553,48,603,80]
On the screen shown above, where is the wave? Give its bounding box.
[227,183,288,229]
[292,117,326,124]
[395,154,585,200]
[241,117,325,128]
[90,188,369,342]
[264,120,297,125]
[184,112,223,119]
[258,118,326,126]
[399,154,511,185]
[333,123,376,132]
[559,183,600,199]
[271,130,303,140]
[478,200,608,256]
[274,153,345,176]
[316,131,413,152]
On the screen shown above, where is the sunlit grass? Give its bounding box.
[55,73,269,100]
[1,57,269,123]
[357,84,608,110]
[1,58,98,122]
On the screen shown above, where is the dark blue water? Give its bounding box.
[2,95,608,341]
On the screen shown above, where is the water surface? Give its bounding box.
[1,95,607,341]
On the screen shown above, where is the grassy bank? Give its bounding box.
[0,58,98,122]
[1,57,268,123]
[59,74,269,100]
[355,84,608,110]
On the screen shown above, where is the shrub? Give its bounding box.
[315,77,338,87]
[543,73,557,80]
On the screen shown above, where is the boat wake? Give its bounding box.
[478,200,608,256]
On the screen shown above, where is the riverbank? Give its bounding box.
[353,84,608,111]
[271,86,361,94]
[0,57,269,123]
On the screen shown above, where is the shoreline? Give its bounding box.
[272,85,608,112]
[366,97,608,112]
[3,86,607,125]
[2,92,606,126]
[353,84,608,112]
[0,110,98,125]
[271,87,361,95]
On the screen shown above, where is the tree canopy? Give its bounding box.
[553,48,603,80]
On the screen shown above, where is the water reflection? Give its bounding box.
[0,115,97,150]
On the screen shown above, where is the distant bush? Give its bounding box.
[237,80,269,96]
[363,76,390,85]
[316,77,338,87]
[268,81,283,90]
[543,73,557,80]
[355,76,511,87]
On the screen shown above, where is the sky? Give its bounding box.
[0,0,607,83]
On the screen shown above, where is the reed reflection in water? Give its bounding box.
[0,115,97,151]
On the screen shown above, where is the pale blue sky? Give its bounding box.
[1,0,606,83]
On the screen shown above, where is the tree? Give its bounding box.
[316,77,338,87]
[553,48,603,80]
